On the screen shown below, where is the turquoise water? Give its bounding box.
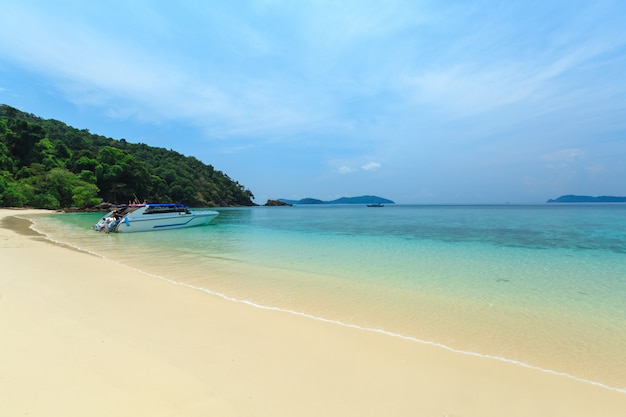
[28,204,626,390]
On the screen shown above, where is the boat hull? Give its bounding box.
[94,204,219,233]
[117,211,218,232]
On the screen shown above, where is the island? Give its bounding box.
[0,104,255,209]
[547,195,626,203]
[278,195,394,205]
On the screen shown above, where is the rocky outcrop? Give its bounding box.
[264,199,292,206]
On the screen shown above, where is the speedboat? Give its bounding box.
[93,204,218,233]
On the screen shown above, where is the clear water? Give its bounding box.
[28,204,626,391]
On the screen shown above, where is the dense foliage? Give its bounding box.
[0,105,255,209]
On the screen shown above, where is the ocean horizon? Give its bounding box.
[27,203,626,392]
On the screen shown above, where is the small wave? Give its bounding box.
[22,216,109,259]
[179,283,626,395]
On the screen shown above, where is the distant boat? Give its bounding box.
[366,203,384,207]
[93,203,218,233]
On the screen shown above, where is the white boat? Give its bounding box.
[93,204,218,233]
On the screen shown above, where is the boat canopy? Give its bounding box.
[146,204,187,208]
[143,203,190,215]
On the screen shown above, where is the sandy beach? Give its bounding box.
[1,209,625,417]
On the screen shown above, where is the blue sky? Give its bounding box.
[1,0,625,204]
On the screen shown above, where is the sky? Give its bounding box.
[1,0,625,204]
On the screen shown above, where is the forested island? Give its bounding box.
[547,195,626,203]
[0,105,255,209]
[279,195,394,205]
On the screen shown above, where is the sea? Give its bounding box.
[27,204,626,392]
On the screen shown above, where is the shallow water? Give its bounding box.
[28,204,626,391]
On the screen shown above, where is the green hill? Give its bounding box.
[0,104,255,209]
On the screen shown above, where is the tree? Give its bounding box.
[4,120,45,166]
[0,140,15,172]
[0,172,27,207]
[72,183,100,208]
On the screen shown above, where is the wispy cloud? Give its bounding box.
[361,162,381,171]
[405,42,626,122]
[541,148,584,163]
[401,2,626,124]
[336,161,382,174]
[338,166,356,175]
[0,2,334,139]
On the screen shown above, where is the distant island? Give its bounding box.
[547,195,626,203]
[279,195,395,205]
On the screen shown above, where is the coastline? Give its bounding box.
[1,209,625,416]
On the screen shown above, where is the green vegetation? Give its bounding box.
[0,105,255,209]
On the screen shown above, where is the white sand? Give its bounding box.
[1,209,625,417]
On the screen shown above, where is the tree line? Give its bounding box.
[0,105,255,209]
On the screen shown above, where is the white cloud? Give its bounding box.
[336,161,381,174]
[0,2,333,140]
[338,165,356,174]
[402,4,626,122]
[361,161,381,171]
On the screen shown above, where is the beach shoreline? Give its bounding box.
[1,208,625,417]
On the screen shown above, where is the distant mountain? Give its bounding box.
[547,195,626,203]
[279,195,395,205]
[331,196,394,204]
[298,198,326,205]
